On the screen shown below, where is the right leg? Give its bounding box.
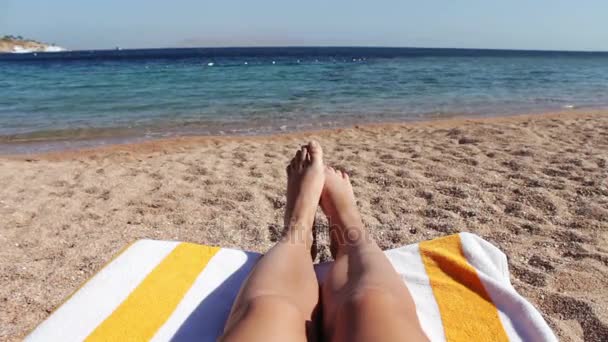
[320,167,428,342]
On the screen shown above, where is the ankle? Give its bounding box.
[285,214,314,230]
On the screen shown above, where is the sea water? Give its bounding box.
[1,47,607,152]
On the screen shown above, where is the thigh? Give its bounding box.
[221,295,312,342]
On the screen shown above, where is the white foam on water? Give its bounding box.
[10,44,66,53]
[44,46,66,52]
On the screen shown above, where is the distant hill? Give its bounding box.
[0,35,66,53]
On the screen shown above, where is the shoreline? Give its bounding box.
[2,108,605,159]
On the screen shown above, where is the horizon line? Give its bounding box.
[51,45,608,54]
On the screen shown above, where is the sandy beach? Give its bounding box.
[1,111,607,341]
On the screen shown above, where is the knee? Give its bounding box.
[222,295,309,341]
[235,294,305,322]
[340,287,397,314]
[331,288,427,341]
[328,288,402,340]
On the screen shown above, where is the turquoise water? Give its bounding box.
[1,47,607,152]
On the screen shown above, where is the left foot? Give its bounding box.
[284,141,325,249]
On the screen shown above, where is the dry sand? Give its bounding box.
[1,111,607,341]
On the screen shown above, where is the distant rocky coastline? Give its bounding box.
[0,35,66,53]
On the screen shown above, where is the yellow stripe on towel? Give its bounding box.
[420,234,508,342]
[86,243,220,342]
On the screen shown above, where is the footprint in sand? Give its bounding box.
[540,292,608,341]
[512,264,547,287]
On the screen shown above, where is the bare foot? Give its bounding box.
[320,167,365,258]
[284,141,325,251]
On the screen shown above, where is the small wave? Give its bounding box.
[528,70,556,76]
[533,97,567,103]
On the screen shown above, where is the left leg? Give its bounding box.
[221,141,325,342]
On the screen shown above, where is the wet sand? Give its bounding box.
[1,111,607,341]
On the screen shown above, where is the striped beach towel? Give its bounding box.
[26,233,556,341]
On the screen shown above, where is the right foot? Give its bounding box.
[320,167,365,258]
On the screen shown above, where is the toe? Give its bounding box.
[341,170,349,180]
[289,155,297,171]
[298,146,307,163]
[307,141,323,165]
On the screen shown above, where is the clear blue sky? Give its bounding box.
[1,0,606,51]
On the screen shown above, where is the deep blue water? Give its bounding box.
[1,47,607,152]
